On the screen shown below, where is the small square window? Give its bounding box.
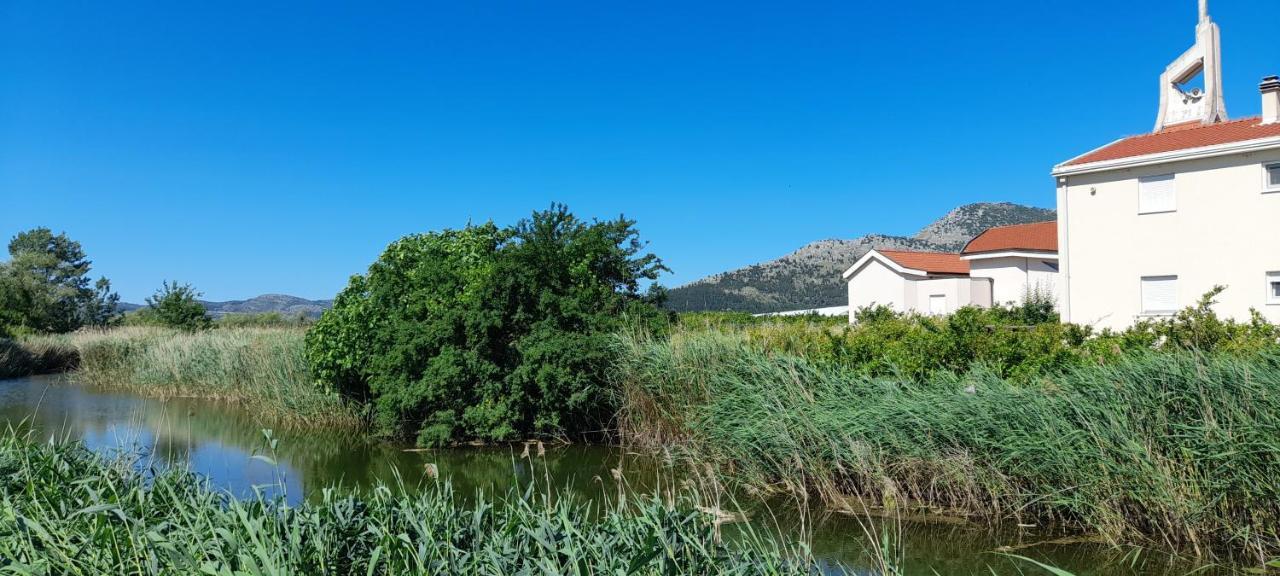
[1139,174,1177,214]
[1141,275,1178,314]
[1266,164,1280,193]
[1269,272,1280,305]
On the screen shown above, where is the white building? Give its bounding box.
[961,221,1059,306]
[1052,1,1280,331]
[842,250,988,319]
[842,221,1060,321]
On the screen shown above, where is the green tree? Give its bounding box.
[0,228,120,333]
[145,281,213,331]
[306,204,669,446]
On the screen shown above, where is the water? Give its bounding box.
[0,375,1225,575]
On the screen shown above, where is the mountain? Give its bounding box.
[664,202,1056,314]
[199,294,333,318]
[121,294,333,319]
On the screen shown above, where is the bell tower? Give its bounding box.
[1153,0,1228,132]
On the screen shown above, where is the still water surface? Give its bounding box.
[0,375,1225,575]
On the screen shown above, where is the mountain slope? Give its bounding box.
[121,294,333,319]
[665,203,1055,313]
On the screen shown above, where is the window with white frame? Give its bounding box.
[1141,275,1178,314]
[1268,272,1280,305]
[1138,174,1177,214]
[1266,163,1280,193]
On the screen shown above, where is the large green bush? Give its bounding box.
[307,205,669,446]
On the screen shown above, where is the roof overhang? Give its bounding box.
[842,250,927,280]
[960,250,1059,262]
[1052,135,1280,178]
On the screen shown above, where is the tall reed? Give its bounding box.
[614,328,1280,563]
[0,429,819,575]
[20,327,360,428]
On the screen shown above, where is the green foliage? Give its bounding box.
[144,281,213,331]
[0,228,120,333]
[689,289,1279,385]
[0,429,814,575]
[307,204,670,446]
[615,330,1280,560]
[215,311,311,328]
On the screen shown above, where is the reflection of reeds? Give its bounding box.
[613,327,1280,563]
[0,428,822,575]
[21,327,360,429]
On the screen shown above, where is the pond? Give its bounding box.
[0,375,1226,576]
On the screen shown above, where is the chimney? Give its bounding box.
[1263,76,1280,125]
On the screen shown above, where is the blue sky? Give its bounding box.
[2,0,1276,302]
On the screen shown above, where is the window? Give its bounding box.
[1141,276,1178,314]
[928,294,947,315]
[1266,163,1280,193]
[1269,272,1280,305]
[1138,174,1177,214]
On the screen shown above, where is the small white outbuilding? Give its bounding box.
[841,249,991,320]
[842,221,1060,323]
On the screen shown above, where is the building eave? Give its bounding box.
[960,250,1059,261]
[1052,135,1280,177]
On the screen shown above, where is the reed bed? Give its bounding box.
[19,327,360,429]
[0,429,818,575]
[0,337,78,379]
[614,328,1280,563]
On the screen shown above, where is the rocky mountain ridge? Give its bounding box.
[664,202,1055,313]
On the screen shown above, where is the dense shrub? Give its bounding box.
[143,281,214,331]
[307,205,670,446]
[683,288,1280,384]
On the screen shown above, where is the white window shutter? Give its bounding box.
[1139,174,1176,214]
[1141,276,1177,313]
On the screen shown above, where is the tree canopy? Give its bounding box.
[0,228,120,334]
[306,205,669,446]
[143,281,214,331]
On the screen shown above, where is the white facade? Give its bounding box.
[966,254,1060,306]
[842,251,992,322]
[1054,149,1280,331]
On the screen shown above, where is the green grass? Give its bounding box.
[18,327,361,429]
[0,428,818,575]
[613,327,1280,563]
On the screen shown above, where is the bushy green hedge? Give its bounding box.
[684,287,1280,383]
[306,205,670,446]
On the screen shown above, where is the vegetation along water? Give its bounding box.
[5,212,1280,572]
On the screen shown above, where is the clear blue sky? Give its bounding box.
[2,0,1276,303]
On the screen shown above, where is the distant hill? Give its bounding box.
[121,294,333,319]
[665,202,1055,314]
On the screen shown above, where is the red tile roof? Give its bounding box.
[877,250,970,275]
[1062,116,1280,167]
[962,221,1057,255]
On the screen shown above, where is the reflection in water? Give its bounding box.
[0,375,1222,576]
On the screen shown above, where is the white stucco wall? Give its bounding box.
[1057,149,1280,331]
[969,256,1060,306]
[846,256,993,322]
[912,277,974,315]
[846,258,908,315]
